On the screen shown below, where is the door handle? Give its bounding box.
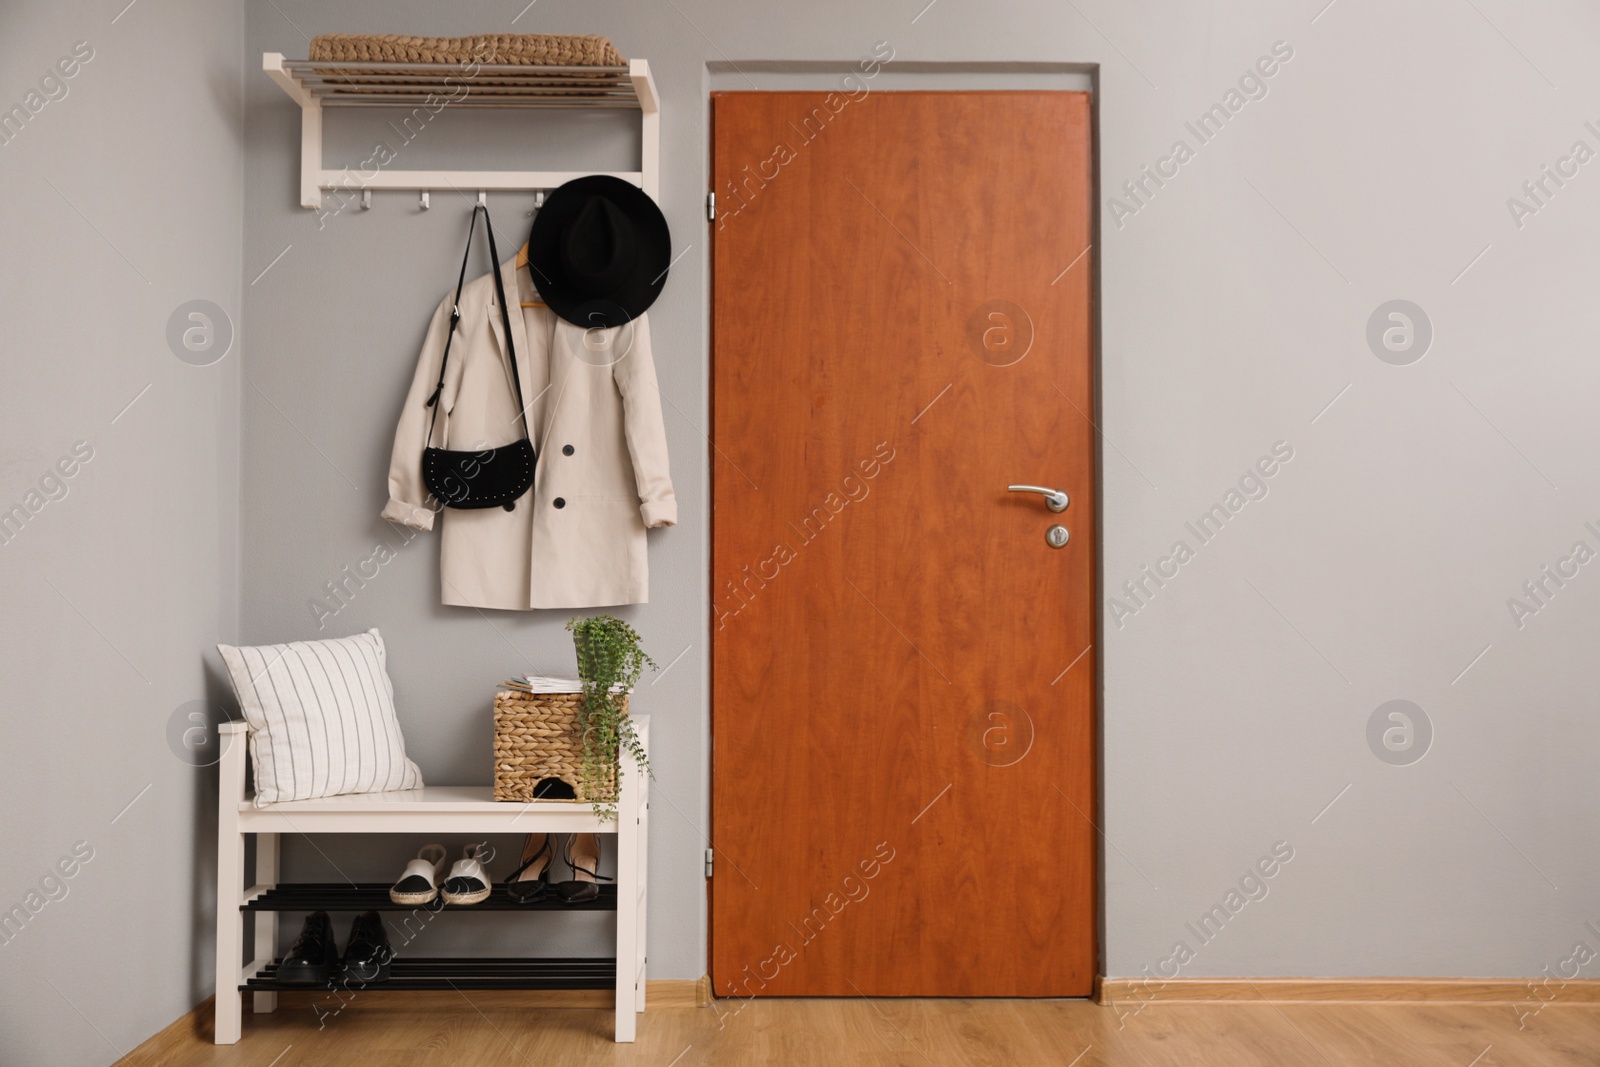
[1007,485,1069,512]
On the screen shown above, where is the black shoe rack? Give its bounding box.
[242,956,617,992]
[238,883,619,993]
[243,882,619,912]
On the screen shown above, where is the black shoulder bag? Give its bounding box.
[422,204,536,511]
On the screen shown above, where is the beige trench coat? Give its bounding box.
[382,258,675,610]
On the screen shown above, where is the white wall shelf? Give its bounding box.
[212,717,650,1044]
[263,52,660,209]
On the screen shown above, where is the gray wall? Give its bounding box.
[239,0,1600,985]
[0,1,244,1064]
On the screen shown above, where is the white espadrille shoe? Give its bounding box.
[389,843,447,905]
[440,843,493,906]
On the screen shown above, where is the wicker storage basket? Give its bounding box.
[493,688,626,802]
[308,33,624,67]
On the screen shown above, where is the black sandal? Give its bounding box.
[505,833,554,904]
[556,833,613,905]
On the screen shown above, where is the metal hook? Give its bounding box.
[419,190,430,211]
[361,189,371,211]
[477,190,487,207]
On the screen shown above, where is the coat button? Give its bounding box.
[553,497,566,509]
[562,444,574,456]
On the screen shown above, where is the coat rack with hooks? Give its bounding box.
[263,53,660,210]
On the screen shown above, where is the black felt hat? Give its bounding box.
[526,175,671,328]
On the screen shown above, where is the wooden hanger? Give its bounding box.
[518,193,547,308]
[516,242,546,308]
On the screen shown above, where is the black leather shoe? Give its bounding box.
[506,833,554,904]
[555,833,613,905]
[341,910,393,982]
[278,912,338,984]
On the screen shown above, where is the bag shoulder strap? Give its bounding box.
[425,204,532,448]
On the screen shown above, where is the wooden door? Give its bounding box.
[710,90,1096,996]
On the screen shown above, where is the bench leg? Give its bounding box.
[636,794,649,1013]
[253,832,279,1014]
[614,766,640,1041]
[214,824,244,1043]
[215,723,248,1044]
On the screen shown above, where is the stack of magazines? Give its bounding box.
[498,675,629,694]
[498,674,585,694]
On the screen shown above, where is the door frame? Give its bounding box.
[703,65,1107,992]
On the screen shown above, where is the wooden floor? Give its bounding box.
[121,991,1600,1066]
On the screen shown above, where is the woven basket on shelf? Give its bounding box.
[309,33,624,67]
[493,688,625,802]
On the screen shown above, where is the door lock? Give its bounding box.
[1007,485,1069,512]
[1046,525,1070,548]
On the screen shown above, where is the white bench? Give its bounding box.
[212,716,649,1042]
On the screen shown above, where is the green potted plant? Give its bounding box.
[566,614,654,815]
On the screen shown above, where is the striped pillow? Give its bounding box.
[217,629,424,804]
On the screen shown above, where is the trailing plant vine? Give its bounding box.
[566,614,654,817]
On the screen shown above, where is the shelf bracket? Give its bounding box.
[631,59,659,201]
[263,52,322,209]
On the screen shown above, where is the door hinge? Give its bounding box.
[706,191,715,221]
[704,847,715,878]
